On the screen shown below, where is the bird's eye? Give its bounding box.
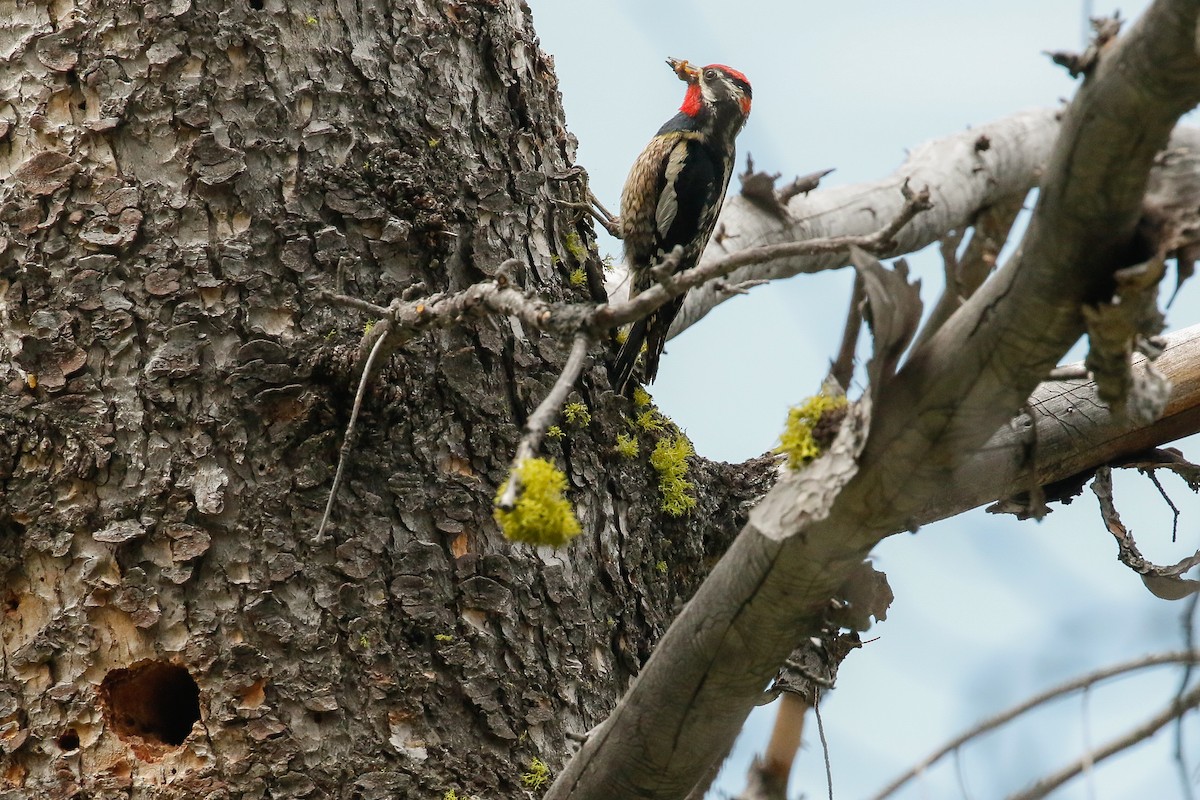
[704,69,718,81]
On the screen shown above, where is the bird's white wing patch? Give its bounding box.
[655,141,689,240]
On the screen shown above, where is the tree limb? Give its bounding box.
[663,108,1061,338]
[912,322,1200,526]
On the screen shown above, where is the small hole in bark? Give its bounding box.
[3,593,18,613]
[249,0,263,8]
[99,660,201,749]
[102,223,121,235]
[56,728,80,751]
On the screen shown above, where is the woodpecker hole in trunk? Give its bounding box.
[99,660,201,750]
[56,728,80,751]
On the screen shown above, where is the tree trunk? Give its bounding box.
[0,2,767,796]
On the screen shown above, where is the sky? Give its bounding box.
[524,2,1200,798]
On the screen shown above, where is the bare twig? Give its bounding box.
[321,186,930,351]
[1092,468,1200,600]
[701,182,933,278]
[1008,679,1200,800]
[497,333,593,510]
[1176,595,1200,800]
[871,651,1200,800]
[814,696,833,800]
[315,330,390,542]
[1144,468,1182,542]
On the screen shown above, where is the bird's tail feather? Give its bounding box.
[612,318,649,394]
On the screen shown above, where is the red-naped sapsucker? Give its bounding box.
[612,58,752,392]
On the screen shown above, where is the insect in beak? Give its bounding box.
[666,57,699,84]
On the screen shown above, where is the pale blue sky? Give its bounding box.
[525,2,1200,798]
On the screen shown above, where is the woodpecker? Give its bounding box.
[611,58,752,393]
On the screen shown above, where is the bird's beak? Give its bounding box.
[666,58,699,84]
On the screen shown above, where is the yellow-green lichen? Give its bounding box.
[601,254,616,272]
[363,320,374,336]
[521,757,551,790]
[564,231,588,262]
[443,791,458,800]
[434,633,454,642]
[568,266,586,287]
[546,425,564,440]
[631,387,652,408]
[615,327,629,345]
[494,459,581,547]
[776,393,849,470]
[614,433,639,458]
[562,401,591,427]
[650,434,696,517]
[655,560,668,574]
[634,409,665,433]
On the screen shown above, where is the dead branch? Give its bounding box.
[871,651,1200,800]
[1091,467,1200,600]
[315,330,390,542]
[1008,676,1200,800]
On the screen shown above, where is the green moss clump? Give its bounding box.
[564,231,588,262]
[655,560,668,574]
[546,425,564,440]
[776,393,849,470]
[562,401,591,427]
[568,266,586,286]
[494,459,581,547]
[631,387,652,408]
[650,434,696,517]
[614,433,639,458]
[521,757,551,789]
[434,633,454,642]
